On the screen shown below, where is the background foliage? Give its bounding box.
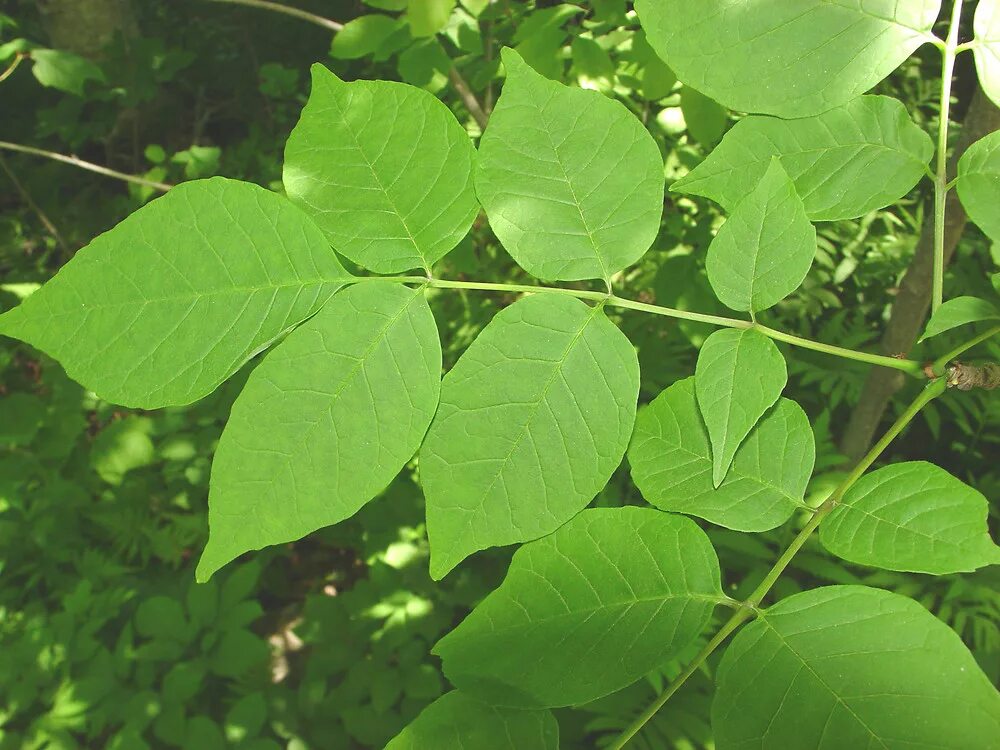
[0,1,998,748]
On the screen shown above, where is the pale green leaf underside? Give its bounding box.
[0,177,352,409]
[672,96,933,221]
[973,0,1000,110]
[695,329,787,488]
[475,48,664,282]
[819,462,1000,574]
[283,64,479,274]
[420,293,639,580]
[629,378,813,532]
[385,691,558,750]
[635,0,941,118]
[433,507,723,708]
[957,130,1000,242]
[196,282,441,582]
[713,586,1000,749]
[706,160,816,313]
[919,295,1000,342]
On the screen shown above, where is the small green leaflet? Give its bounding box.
[919,295,1000,342]
[384,691,558,750]
[679,86,727,147]
[713,586,1000,748]
[695,329,787,488]
[672,96,933,221]
[629,378,813,532]
[705,160,816,314]
[31,48,105,96]
[329,15,404,60]
[0,178,353,409]
[408,0,456,37]
[475,48,664,283]
[433,507,723,708]
[283,65,479,273]
[973,0,1000,109]
[819,462,1000,574]
[957,130,1000,242]
[420,293,639,579]
[196,282,441,582]
[635,0,941,118]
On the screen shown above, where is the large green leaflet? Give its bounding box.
[957,130,1000,242]
[695,329,787,488]
[0,178,352,409]
[819,462,1000,574]
[420,293,639,580]
[384,691,558,750]
[671,96,933,221]
[919,295,1000,342]
[713,586,1000,748]
[475,48,664,282]
[283,65,479,274]
[973,0,1000,109]
[433,508,723,708]
[628,378,813,532]
[196,282,441,582]
[635,0,941,118]
[705,160,816,314]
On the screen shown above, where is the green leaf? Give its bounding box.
[330,15,405,59]
[385,691,559,749]
[705,159,816,313]
[958,130,1000,242]
[819,462,1000,574]
[283,65,479,273]
[973,0,1000,109]
[679,86,727,147]
[196,282,441,582]
[0,178,352,409]
[713,586,1000,748]
[475,48,663,282]
[31,48,105,96]
[433,507,723,707]
[695,329,787,488]
[919,295,1000,342]
[629,378,813,532]
[635,0,941,118]
[420,293,639,579]
[672,96,933,221]
[408,0,457,37]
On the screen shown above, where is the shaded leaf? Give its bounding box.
[31,48,105,96]
[408,0,457,37]
[629,378,813,531]
[919,295,1000,342]
[420,293,639,579]
[958,130,1000,241]
[475,48,663,282]
[197,282,441,582]
[679,86,727,147]
[434,507,723,707]
[973,0,1000,109]
[330,15,405,59]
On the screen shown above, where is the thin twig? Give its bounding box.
[0,154,70,254]
[0,53,26,85]
[0,141,173,192]
[205,0,343,32]
[448,67,490,130]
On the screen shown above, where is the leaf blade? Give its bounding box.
[919,295,1000,342]
[973,0,1000,109]
[957,130,1000,242]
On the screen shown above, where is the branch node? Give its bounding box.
[946,362,1000,391]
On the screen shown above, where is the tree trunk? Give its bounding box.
[36,0,137,59]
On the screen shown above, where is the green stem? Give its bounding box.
[0,140,173,192]
[204,0,343,31]
[608,377,946,750]
[931,324,1000,375]
[932,0,965,314]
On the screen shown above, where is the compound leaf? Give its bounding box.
[695,329,787,488]
[635,0,942,118]
[385,691,558,750]
[919,295,1000,342]
[475,48,663,282]
[283,64,479,273]
[973,0,1000,109]
[196,282,441,582]
[0,178,352,409]
[672,96,933,221]
[629,378,813,532]
[958,130,1000,242]
[420,293,639,579]
[713,586,1000,749]
[434,507,723,708]
[705,160,816,313]
[819,462,1000,574]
